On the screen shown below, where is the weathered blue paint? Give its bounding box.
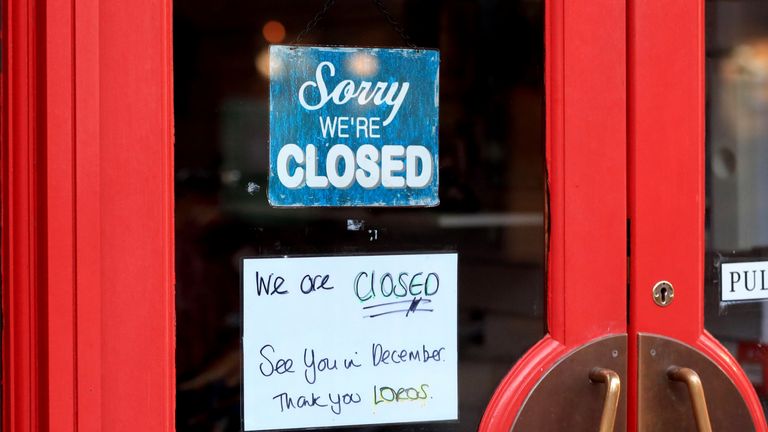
[269,45,440,207]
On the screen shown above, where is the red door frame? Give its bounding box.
[628,0,766,428]
[2,0,175,430]
[480,0,628,429]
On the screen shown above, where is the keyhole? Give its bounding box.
[652,281,674,307]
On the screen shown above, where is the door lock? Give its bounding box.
[652,281,674,307]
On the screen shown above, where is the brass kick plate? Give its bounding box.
[638,334,755,431]
[512,335,628,431]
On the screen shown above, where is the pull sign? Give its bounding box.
[268,45,440,207]
[720,260,768,302]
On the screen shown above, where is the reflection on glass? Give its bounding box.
[175,1,544,430]
[706,0,768,413]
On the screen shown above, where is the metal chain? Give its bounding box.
[371,0,416,48]
[294,0,337,44]
[292,0,416,48]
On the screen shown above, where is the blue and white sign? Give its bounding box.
[268,45,440,207]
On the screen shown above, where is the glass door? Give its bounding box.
[706,0,768,419]
[629,0,767,430]
[173,1,550,431]
[173,0,628,431]
[22,0,768,430]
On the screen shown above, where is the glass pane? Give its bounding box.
[705,0,768,414]
[174,1,545,430]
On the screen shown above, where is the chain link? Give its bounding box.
[292,0,416,48]
[371,0,416,48]
[294,0,337,44]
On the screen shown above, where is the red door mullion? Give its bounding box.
[628,0,765,429]
[3,0,44,429]
[44,0,77,429]
[72,0,103,428]
[628,0,705,344]
[481,0,626,429]
[4,0,174,430]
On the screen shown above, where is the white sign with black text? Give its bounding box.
[242,253,458,431]
[721,260,768,302]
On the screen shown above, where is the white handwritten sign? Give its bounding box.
[242,253,458,431]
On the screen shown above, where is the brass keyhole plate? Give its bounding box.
[652,281,674,307]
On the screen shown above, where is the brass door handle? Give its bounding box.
[589,367,621,432]
[667,366,713,432]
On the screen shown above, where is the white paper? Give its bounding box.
[721,260,768,302]
[242,253,458,431]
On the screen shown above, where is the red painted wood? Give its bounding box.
[480,0,626,429]
[628,0,766,429]
[3,0,43,430]
[695,332,766,425]
[74,0,103,429]
[44,0,76,430]
[99,0,175,429]
[628,0,704,345]
[3,0,174,429]
[479,336,567,430]
[556,0,626,347]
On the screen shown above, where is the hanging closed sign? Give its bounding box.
[268,45,440,207]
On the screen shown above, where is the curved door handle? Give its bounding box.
[667,366,713,432]
[589,367,621,432]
